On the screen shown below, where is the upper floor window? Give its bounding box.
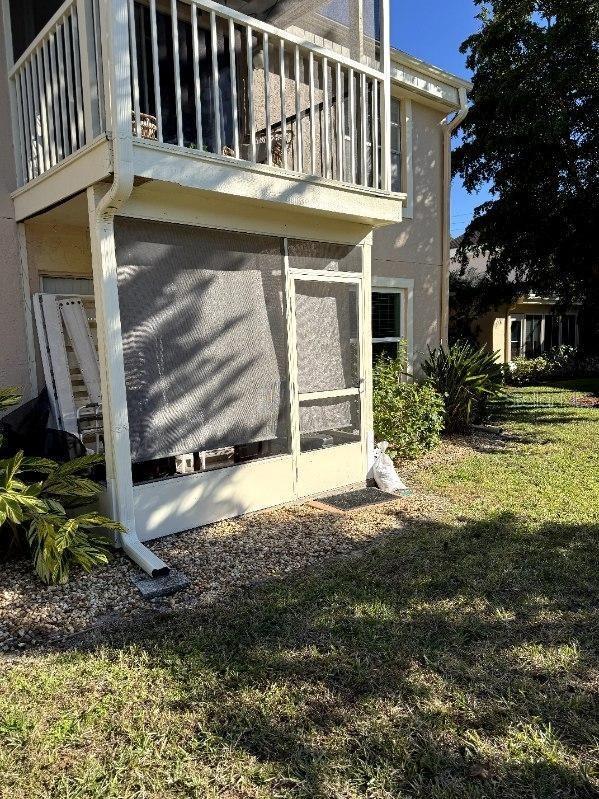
[390,97,401,193]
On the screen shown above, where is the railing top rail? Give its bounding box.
[8,0,76,78]
[183,0,385,80]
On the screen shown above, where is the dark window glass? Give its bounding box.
[510,319,522,360]
[544,315,554,351]
[373,341,399,361]
[525,315,543,357]
[562,315,576,346]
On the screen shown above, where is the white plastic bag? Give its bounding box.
[373,441,408,494]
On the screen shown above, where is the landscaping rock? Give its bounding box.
[0,485,450,654]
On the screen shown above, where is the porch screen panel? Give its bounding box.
[299,395,360,439]
[287,238,362,273]
[115,219,288,463]
[294,281,360,394]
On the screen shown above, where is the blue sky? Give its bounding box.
[390,0,492,236]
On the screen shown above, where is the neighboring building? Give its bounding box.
[450,237,579,363]
[0,0,467,574]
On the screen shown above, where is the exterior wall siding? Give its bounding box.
[372,102,446,366]
[0,12,31,400]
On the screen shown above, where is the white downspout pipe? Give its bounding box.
[440,86,469,345]
[89,0,168,577]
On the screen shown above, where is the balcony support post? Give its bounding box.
[379,0,391,191]
[89,0,169,577]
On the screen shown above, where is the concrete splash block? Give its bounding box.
[131,570,191,600]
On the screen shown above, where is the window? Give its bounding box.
[390,97,401,192]
[372,289,403,362]
[510,319,522,361]
[510,313,578,359]
[562,315,577,346]
[41,276,94,295]
[525,315,543,357]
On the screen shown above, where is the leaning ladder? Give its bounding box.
[33,293,103,451]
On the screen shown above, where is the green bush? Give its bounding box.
[1,386,123,584]
[373,355,444,460]
[506,346,599,385]
[421,341,504,433]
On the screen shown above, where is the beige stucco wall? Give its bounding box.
[474,302,560,363]
[24,221,93,292]
[23,219,92,389]
[372,101,446,366]
[0,11,32,400]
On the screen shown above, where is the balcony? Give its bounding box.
[6,0,403,224]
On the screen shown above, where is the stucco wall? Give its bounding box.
[24,221,93,291]
[22,219,92,389]
[0,10,31,400]
[474,302,561,363]
[372,101,446,365]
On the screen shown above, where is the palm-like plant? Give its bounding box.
[1,386,123,584]
[421,342,504,433]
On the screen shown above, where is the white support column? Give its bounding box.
[361,233,374,478]
[379,0,391,192]
[283,237,299,493]
[87,189,136,534]
[89,0,168,576]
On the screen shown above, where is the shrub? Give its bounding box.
[1,386,123,584]
[373,355,444,460]
[506,346,599,385]
[421,341,504,433]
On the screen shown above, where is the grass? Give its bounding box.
[1,380,598,799]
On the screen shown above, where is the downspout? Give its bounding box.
[440,86,469,345]
[90,0,168,577]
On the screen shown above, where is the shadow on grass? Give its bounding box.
[75,509,599,799]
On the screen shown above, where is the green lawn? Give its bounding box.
[1,381,598,799]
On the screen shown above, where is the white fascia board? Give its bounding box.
[390,48,472,111]
[131,139,405,227]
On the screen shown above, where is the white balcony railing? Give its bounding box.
[8,0,105,186]
[7,0,390,194]
[129,0,386,190]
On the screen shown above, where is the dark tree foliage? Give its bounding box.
[453,1,599,350]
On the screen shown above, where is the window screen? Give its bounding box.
[372,290,402,362]
[115,219,289,464]
[372,291,401,338]
[287,239,362,273]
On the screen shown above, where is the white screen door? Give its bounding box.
[291,273,366,497]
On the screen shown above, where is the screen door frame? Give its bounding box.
[285,253,367,498]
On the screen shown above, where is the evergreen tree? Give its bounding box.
[453,1,599,349]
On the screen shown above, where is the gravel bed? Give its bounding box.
[1,482,455,655]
